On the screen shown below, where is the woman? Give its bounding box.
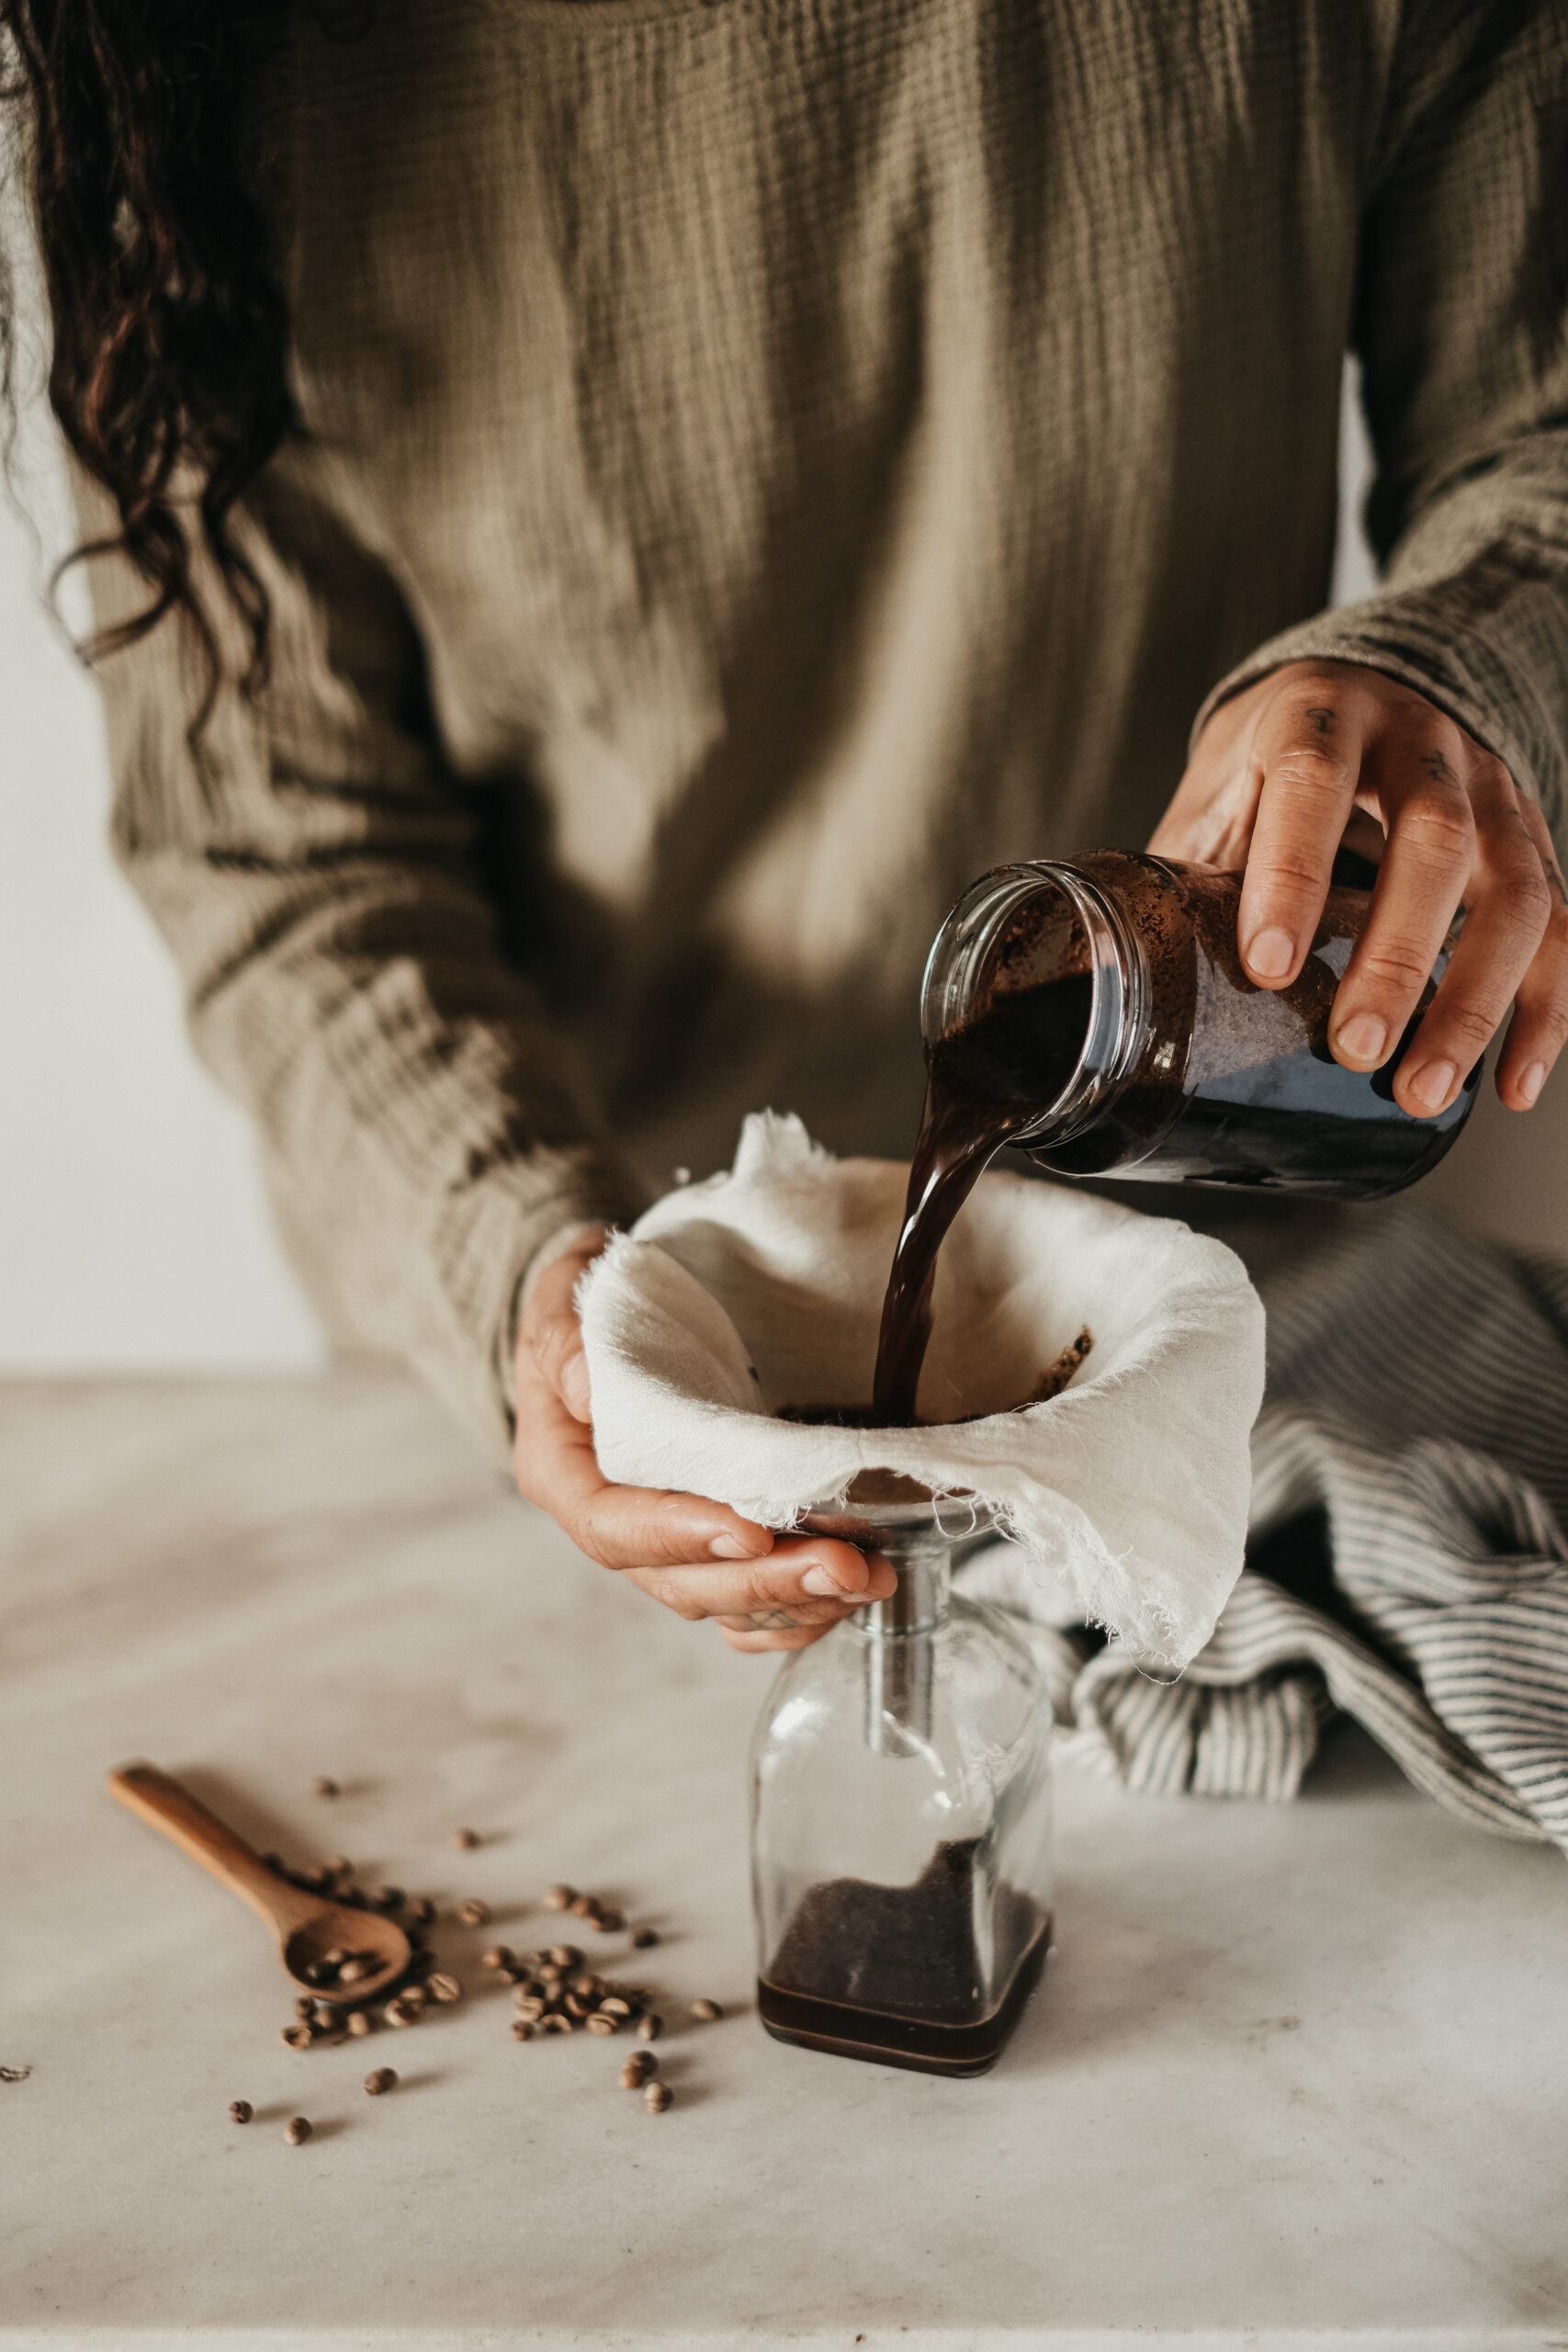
[6,0,1567,1668]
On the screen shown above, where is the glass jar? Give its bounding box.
[920,851,1479,1199]
[751,1477,1053,2078]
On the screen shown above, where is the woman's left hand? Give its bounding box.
[1151,659,1568,1115]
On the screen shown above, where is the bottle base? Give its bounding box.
[757,1921,1048,2078]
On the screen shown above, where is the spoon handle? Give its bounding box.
[107,1761,306,1929]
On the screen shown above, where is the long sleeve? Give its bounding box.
[1191,1,1568,855]
[88,444,643,1460]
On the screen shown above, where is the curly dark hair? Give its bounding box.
[0,1,296,717]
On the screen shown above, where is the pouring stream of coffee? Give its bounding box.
[871,972,1093,1423]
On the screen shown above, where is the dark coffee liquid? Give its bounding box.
[758,1838,1049,2076]
[871,974,1093,1423]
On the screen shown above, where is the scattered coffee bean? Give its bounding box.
[364,2067,397,2096]
[337,1958,372,1985]
[618,2054,654,2090]
[312,2002,342,2030]
[548,1945,583,1970]
[540,2014,575,2035]
[371,1886,403,1913]
[501,1963,531,1984]
[564,1994,593,2018]
[481,1946,513,1972]
[282,2024,315,2051]
[513,1995,547,2020]
[285,2116,313,2144]
[690,1999,723,2022]
[510,2019,535,2041]
[586,2014,618,2036]
[405,1896,435,1928]
[632,1928,660,1950]
[325,1856,352,1880]
[455,1828,480,1850]
[637,2015,662,2043]
[293,1996,315,2020]
[599,1996,634,2018]
[427,1973,462,2005]
[537,1963,564,1987]
[643,2082,672,2112]
[455,1898,491,1928]
[592,1910,625,1934]
[569,1894,596,1919]
[400,1981,428,2009]
[570,1973,603,2000]
[229,2100,254,2124]
[384,1998,420,2029]
[312,1778,339,1800]
[544,1884,576,1911]
[346,2011,373,2039]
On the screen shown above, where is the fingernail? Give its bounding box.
[1245,926,1295,980]
[802,1566,855,1598]
[560,1354,592,1418]
[1408,1059,1457,1111]
[1518,1060,1547,1108]
[709,1533,754,1561]
[1336,1012,1387,1065]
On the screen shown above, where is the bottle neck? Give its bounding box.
[919,860,1148,1147]
[858,1547,951,1639]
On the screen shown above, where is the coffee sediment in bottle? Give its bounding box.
[757,1838,1050,2076]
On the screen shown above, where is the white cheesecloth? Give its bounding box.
[577,1114,1266,1668]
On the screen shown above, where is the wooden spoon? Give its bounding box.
[108,1761,412,2004]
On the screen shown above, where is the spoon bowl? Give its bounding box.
[109,1762,413,2004]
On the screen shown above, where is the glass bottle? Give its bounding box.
[751,1476,1053,2078]
[920,851,1479,1198]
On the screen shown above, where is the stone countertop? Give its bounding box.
[3,1373,1566,2352]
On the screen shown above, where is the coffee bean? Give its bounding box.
[282,2024,315,2051]
[637,2015,662,2043]
[346,2011,373,2039]
[229,2099,254,2124]
[540,2014,575,2035]
[364,2068,397,2096]
[690,1999,723,2022]
[371,1886,403,1913]
[321,1948,347,1970]
[285,2116,313,2144]
[643,2082,672,2112]
[544,1884,576,1911]
[400,1981,428,2009]
[513,1996,546,2021]
[481,1946,513,1972]
[510,2019,535,2041]
[337,1958,372,1985]
[293,1996,315,2020]
[564,1994,593,2018]
[501,1963,530,1984]
[631,1928,660,1950]
[537,1963,564,1987]
[599,1996,634,2018]
[303,1962,330,1987]
[618,2054,654,2090]
[405,1896,436,1928]
[569,1894,596,1919]
[325,1855,352,1880]
[427,1973,462,2005]
[312,2002,342,2030]
[455,1827,480,1850]
[586,2014,618,2037]
[312,1777,339,1799]
[548,1945,583,1970]
[591,1910,625,1934]
[455,1898,491,1928]
[570,1973,603,2000]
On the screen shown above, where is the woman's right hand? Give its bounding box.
[512,1227,895,1651]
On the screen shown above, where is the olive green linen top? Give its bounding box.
[85,0,1568,1456]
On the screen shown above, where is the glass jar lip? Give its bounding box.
[919,861,1140,1144]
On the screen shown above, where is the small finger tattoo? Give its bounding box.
[1304,706,1336,735]
[1419,749,1458,784]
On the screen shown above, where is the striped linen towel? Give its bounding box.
[962,1200,1568,1853]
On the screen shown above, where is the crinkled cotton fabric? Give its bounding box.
[578,1114,1266,1668]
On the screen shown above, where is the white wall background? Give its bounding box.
[0,330,1562,1369]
